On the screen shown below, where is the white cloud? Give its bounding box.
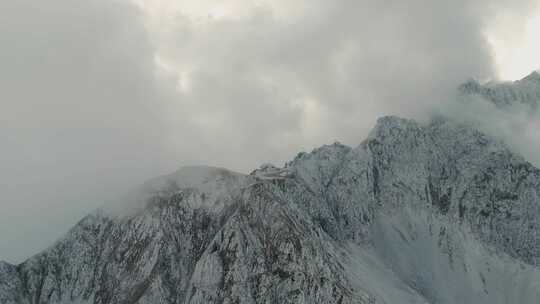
[487,9,540,80]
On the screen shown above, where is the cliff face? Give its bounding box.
[2,75,540,304]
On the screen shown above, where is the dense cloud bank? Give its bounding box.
[0,0,538,262]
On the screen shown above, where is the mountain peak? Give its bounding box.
[102,166,248,216]
[368,116,421,140]
[459,70,540,109]
[521,70,540,83]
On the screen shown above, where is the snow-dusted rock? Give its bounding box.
[0,261,26,304]
[459,70,540,109]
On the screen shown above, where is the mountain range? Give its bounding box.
[2,72,540,303]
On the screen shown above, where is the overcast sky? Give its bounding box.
[1,0,539,263]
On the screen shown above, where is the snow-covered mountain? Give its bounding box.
[2,72,540,304]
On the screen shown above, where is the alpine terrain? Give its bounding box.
[2,72,540,304]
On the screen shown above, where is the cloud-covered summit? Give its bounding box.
[0,0,538,262]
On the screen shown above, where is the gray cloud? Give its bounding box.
[0,0,181,262]
[153,0,536,167]
[440,76,540,168]
[0,0,537,262]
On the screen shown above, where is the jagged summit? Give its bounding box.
[459,71,540,109]
[367,115,420,140]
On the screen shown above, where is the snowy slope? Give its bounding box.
[2,74,540,303]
